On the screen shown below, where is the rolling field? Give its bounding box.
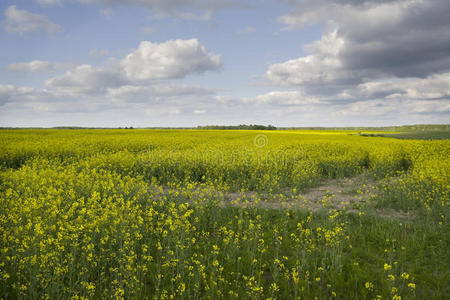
[1,129,449,299]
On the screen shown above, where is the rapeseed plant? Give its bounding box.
[0,129,448,299]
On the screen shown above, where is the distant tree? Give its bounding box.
[197,124,277,130]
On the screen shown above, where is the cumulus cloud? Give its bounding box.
[8,60,72,73]
[45,63,126,95]
[3,5,62,34]
[33,38,222,112]
[263,72,450,108]
[46,39,221,96]
[249,70,450,121]
[0,84,39,106]
[264,0,450,114]
[266,29,350,86]
[354,73,450,101]
[121,39,221,81]
[270,0,450,85]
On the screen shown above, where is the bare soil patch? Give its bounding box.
[151,174,413,221]
[220,175,414,221]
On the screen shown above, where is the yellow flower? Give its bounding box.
[384,263,392,271]
[365,282,374,289]
[270,283,280,292]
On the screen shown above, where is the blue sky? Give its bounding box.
[1,0,449,127]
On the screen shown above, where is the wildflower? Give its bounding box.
[365,282,374,289]
[270,283,280,292]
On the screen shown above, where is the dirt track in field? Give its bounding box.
[221,175,414,221]
[154,174,414,221]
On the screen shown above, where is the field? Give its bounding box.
[1,129,449,299]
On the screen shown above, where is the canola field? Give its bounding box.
[0,129,449,299]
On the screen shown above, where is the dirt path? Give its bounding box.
[220,175,414,221]
[223,175,376,211]
[151,174,414,221]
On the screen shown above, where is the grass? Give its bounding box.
[357,131,450,140]
[354,124,450,140]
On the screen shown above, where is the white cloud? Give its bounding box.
[266,29,349,86]
[8,60,72,73]
[30,38,221,115]
[279,0,412,31]
[46,39,221,97]
[254,71,450,125]
[0,84,39,105]
[243,90,319,105]
[261,72,450,107]
[263,0,450,117]
[2,81,449,127]
[144,108,181,116]
[3,5,62,34]
[214,95,235,103]
[45,63,126,95]
[121,39,222,81]
[275,0,450,82]
[8,60,50,72]
[355,73,450,101]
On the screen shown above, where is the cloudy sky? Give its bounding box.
[0,0,449,127]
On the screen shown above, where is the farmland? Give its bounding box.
[0,129,449,299]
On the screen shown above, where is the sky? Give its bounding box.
[0,0,449,127]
